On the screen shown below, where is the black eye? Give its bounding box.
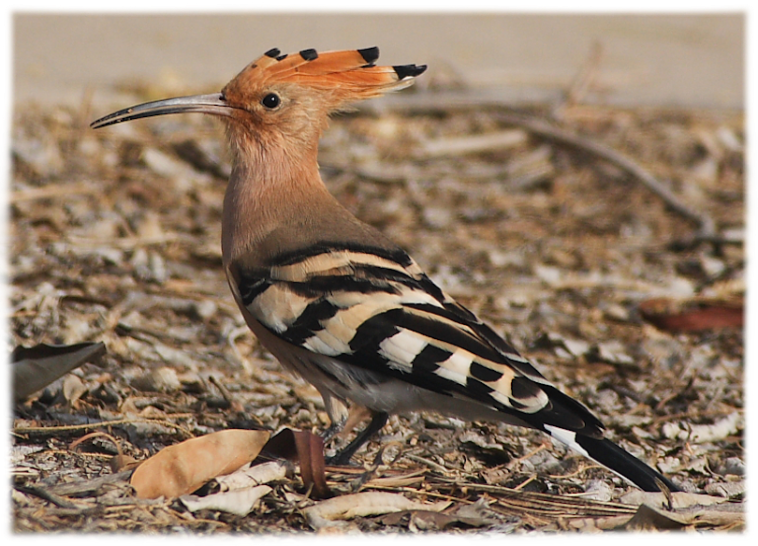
[261,93,280,109]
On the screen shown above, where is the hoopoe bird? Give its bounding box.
[92,46,678,492]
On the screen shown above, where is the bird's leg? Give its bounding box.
[320,420,345,445]
[327,411,389,466]
[319,394,350,444]
[321,401,371,444]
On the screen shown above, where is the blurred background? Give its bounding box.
[13,12,743,110]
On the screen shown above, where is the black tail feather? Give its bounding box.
[575,435,679,492]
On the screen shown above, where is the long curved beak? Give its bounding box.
[90,93,233,129]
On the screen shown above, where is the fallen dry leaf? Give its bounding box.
[130,429,270,499]
[302,491,450,530]
[179,485,272,516]
[380,509,489,530]
[622,503,691,530]
[261,427,329,498]
[620,490,729,509]
[569,490,743,531]
[704,481,745,498]
[12,341,106,401]
[639,297,743,332]
[661,412,742,444]
[214,460,290,492]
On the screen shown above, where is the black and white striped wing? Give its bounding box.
[228,243,605,437]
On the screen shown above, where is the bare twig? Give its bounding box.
[560,41,606,110]
[404,454,451,474]
[462,483,638,517]
[70,431,124,456]
[13,417,195,438]
[493,112,717,242]
[15,485,85,509]
[47,470,133,497]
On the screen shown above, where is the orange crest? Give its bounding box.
[223,47,426,107]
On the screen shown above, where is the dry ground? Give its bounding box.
[10,82,744,532]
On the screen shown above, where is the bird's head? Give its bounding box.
[91,47,426,158]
